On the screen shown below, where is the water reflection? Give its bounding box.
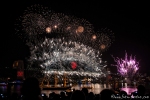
[120,87,137,95]
[42,83,108,96]
[0,86,7,93]
[0,83,138,96]
[11,85,22,95]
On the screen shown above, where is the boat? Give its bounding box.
[40,73,72,90]
[81,78,93,89]
[8,81,23,85]
[82,86,93,89]
[42,86,71,90]
[0,82,8,86]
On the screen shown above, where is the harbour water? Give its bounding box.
[0,83,137,97]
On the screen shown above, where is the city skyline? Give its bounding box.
[1,1,150,74]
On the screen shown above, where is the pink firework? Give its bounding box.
[112,52,139,79]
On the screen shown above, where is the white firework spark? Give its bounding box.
[15,4,115,81]
[28,38,107,79]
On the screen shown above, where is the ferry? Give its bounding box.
[0,82,8,86]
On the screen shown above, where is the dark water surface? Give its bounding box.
[0,83,137,97]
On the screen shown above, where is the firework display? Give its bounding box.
[15,4,114,82]
[112,52,139,80]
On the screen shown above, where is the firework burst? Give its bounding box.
[112,52,139,80]
[15,4,115,81]
[28,38,107,80]
[15,4,114,50]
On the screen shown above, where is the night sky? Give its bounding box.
[1,1,150,74]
